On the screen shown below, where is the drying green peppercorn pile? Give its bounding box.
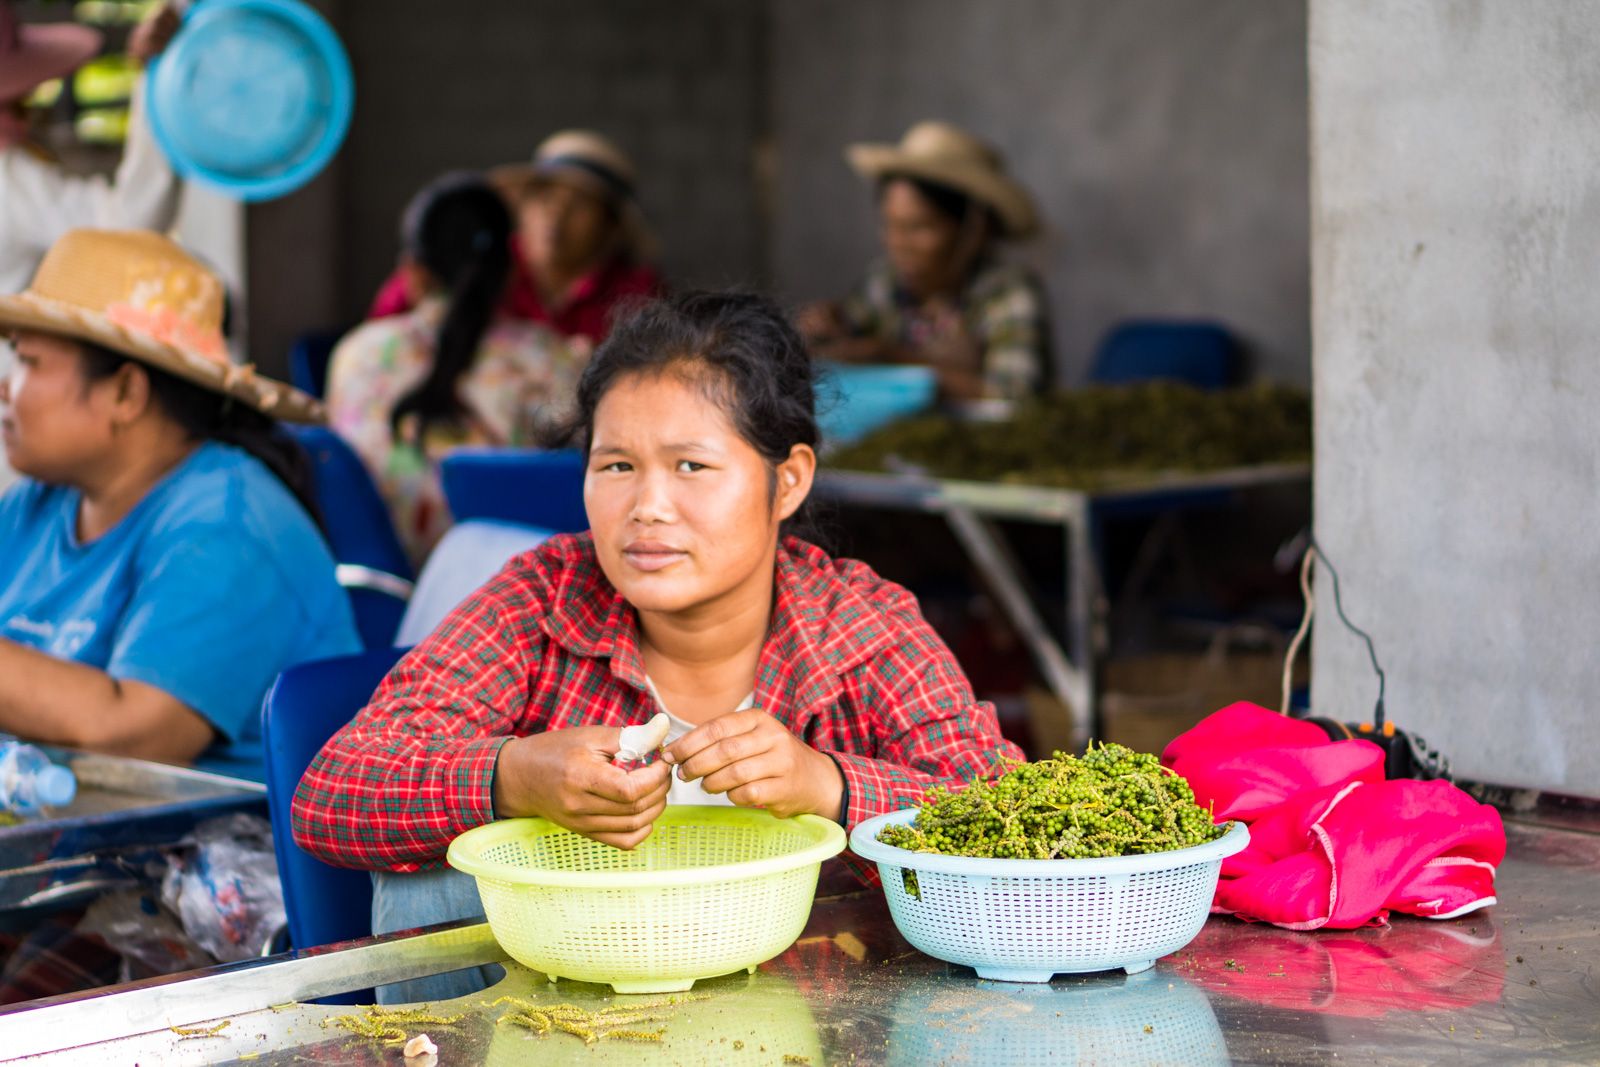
[877,743,1227,860]
[831,382,1310,489]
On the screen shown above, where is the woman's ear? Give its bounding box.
[775,443,817,522]
[109,362,154,426]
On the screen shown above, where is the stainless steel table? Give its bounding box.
[3,799,1592,1065]
[814,464,1312,750]
[0,750,267,913]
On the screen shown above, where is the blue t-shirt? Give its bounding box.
[0,442,361,780]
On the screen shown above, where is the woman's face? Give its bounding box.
[584,368,814,620]
[0,332,120,483]
[519,178,615,277]
[879,178,964,298]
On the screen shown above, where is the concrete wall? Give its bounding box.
[343,3,764,305]
[769,0,1311,385]
[1309,0,1600,794]
[246,0,767,377]
[246,1,1311,385]
[244,0,345,377]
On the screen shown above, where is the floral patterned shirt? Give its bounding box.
[839,257,1051,399]
[326,299,581,564]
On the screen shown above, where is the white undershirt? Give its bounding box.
[644,677,753,807]
[0,83,180,296]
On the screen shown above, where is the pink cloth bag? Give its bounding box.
[1163,702,1505,929]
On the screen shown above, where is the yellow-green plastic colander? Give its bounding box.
[447,806,846,994]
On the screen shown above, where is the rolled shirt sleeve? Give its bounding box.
[292,575,543,871]
[820,581,1023,830]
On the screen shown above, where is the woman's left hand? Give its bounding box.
[662,709,843,821]
[129,3,181,64]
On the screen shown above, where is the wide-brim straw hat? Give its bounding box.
[0,2,102,104]
[0,229,322,423]
[847,120,1040,239]
[489,129,656,261]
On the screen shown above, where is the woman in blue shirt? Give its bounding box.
[0,228,360,779]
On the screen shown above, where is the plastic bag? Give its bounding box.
[77,888,214,980]
[160,813,285,963]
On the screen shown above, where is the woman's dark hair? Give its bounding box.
[563,290,825,540]
[77,344,323,531]
[390,172,513,444]
[877,173,999,233]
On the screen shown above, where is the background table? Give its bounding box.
[0,750,266,914]
[815,463,1312,750]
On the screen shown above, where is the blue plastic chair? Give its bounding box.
[288,329,347,400]
[262,646,405,1001]
[441,448,588,533]
[1089,321,1239,390]
[288,426,414,648]
[1084,322,1244,610]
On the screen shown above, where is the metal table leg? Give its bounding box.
[943,505,1094,751]
[1065,495,1103,745]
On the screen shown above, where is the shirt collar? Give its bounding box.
[541,535,898,716]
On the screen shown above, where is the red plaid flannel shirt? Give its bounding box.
[292,533,1022,871]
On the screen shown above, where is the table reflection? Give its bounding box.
[885,971,1230,1066]
[1177,914,1504,1017]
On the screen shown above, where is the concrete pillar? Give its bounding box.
[1309,0,1600,794]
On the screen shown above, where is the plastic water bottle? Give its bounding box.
[0,741,77,815]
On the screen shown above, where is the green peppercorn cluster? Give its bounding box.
[876,743,1227,860]
[831,381,1312,490]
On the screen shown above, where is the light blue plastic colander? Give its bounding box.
[850,810,1249,983]
[145,0,354,202]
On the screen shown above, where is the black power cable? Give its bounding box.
[1283,533,1448,779]
[1306,537,1387,730]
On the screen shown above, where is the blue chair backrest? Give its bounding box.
[290,426,413,579]
[288,329,346,400]
[1090,321,1239,390]
[287,426,413,649]
[441,448,588,533]
[263,646,405,998]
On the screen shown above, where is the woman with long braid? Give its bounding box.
[327,173,581,563]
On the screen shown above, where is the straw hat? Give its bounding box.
[0,1,102,104]
[847,121,1040,239]
[490,129,655,259]
[0,229,323,423]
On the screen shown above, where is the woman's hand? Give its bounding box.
[492,726,672,849]
[662,709,844,821]
[915,300,986,399]
[129,3,181,65]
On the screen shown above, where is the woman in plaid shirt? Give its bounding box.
[293,290,1021,998]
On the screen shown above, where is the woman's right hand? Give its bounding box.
[491,726,672,849]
